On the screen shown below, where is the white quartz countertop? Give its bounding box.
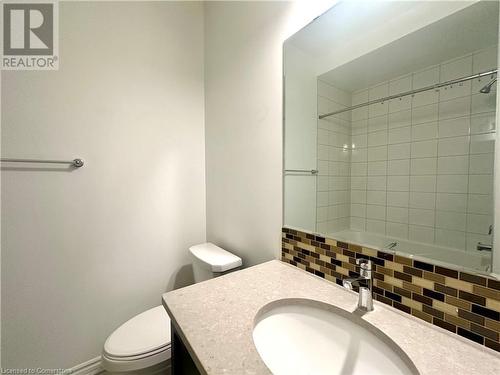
[162,260,500,375]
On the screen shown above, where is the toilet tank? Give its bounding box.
[189,243,242,282]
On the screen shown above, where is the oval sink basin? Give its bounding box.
[253,299,418,375]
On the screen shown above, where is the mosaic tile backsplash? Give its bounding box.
[282,227,500,352]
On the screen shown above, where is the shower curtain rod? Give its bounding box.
[318,68,498,120]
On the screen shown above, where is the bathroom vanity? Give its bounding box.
[162,260,500,374]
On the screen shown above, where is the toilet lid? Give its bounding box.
[189,242,242,272]
[104,305,171,358]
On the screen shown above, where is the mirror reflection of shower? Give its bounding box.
[283,0,499,274]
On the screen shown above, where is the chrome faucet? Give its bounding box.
[343,259,373,312]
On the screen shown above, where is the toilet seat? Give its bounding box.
[102,306,171,372]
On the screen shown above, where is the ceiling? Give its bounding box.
[317,1,499,92]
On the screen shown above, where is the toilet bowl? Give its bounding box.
[102,243,242,374]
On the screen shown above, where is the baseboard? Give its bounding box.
[68,356,103,375]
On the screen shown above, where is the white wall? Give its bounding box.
[204,1,335,266]
[1,2,205,368]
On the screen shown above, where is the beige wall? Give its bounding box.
[1,2,206,368]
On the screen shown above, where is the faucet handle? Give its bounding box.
[356,258,372,270]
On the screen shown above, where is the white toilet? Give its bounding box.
[101,243,242,374]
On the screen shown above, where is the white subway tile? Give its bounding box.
[387,176,410,191]
[437,155,468,174]
[469,153,494,174]
[467,194,492,215]
[409,192,436,209]
[386,222,409,239]
[411,158,437,175]
[470,133,495,154]
[368,115,388,132]
[368,130,388,147]
[436,193,467,212]
[329,204,350,219]
[438,136,469,157]
[470,112,495,134]
[350,217,366,231]
[439,81,471,102]
[389,96,412,113]
[351,176,367,190]
[388,109,412,129]
[351,204,366,218]
[352,119,368,135]
[437,175,468,193]
[412,122,438,141]
[411,139,438,158]
[438,117,470,138]
[351,162,367,176]
[436,211,466,231]
[351,147,367,163]
[435,229,466,250]
[409,225,435,243]
[413,66,439,89]
[387,206,409,223]
[388,143,411,160]
[367,205,386,220]
[387,191,409,208]
[329,161,350,176]
[352,107,368,121]
[367,176,386,191]
[471,92,496,115]
[368,146,388,161]
[410,176,436,192]
[367,191,386,206]
[439,96,471,120]
[388,159,410,175]
[468,174,493,194]
[466,213,493,235]
[330,132,350,148]
[412,103,438,125]
[369,102,388,117]
[330,176,349,190]
[352,134,367,148]
[412,90,439,108]
[367,161,387,176]
[351,190,367,204]
[330,147,350,162]
[366,219,386,234]
[409,209,435,226]
[388,126,411,144]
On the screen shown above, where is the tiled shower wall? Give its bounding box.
[316,81,352,233]
[317,46,497,252]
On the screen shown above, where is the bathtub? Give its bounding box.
[329,230,492,273]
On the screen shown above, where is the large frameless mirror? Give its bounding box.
[283,1,499,276]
